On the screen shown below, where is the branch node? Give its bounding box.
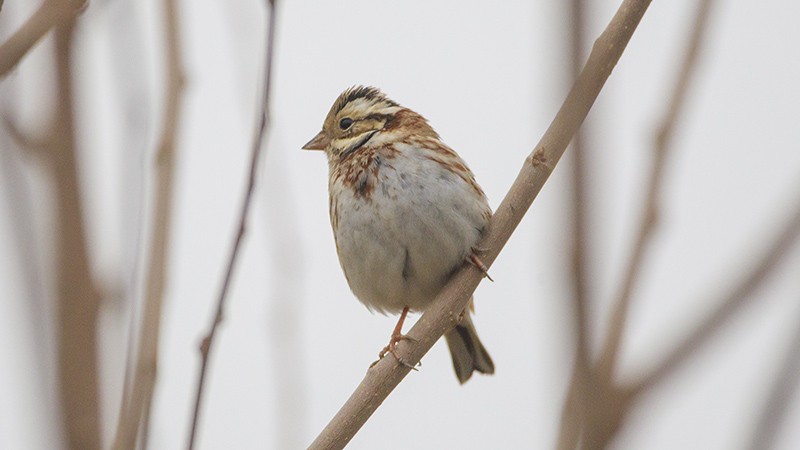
[531,146,548,168]
[200,336,211,356]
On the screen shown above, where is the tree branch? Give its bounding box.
[629,198,800,395]
[747,299,800,450]
[111,0,185,447]
[0,0,86,78]
[596,0,718,380]
[186,1,278,448]
[554,2,719,448]
[52,17,102,450]
[558,0,592,447]
[309,1,653,448]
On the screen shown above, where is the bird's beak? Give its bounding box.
[302,131,330,151]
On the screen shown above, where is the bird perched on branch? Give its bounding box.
[303,86,494,383]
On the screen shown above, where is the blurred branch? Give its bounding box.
[186,1,278,449]
[105,2,155,444]
[0,0,86,78]
[111,0,185,447]
[0,94,57,449]
[630,198,800,395]
[555,1,718,448]
[747,298,800,450]
[3,116,52,155]
[596,0,718,380]
[107,1,152,447]
[51,18,102,450]
[309,1,653,448]
[568,192,800,447]
[1,6,100,448]
[559,0,592,447]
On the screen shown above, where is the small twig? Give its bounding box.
[309,1,653,448]
[186,1,278,449]
[111,0,185,447]
[747,299,800,450]
[596,0,717,380]
[0,0,86,78]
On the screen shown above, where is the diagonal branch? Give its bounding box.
[555,2,720,448]
[308,1,653,448]
[0,0,86,78]
[629,198,800,395]
[186,1,278,448]
[111,0,186,447]
[747,298,800,450]
[596,0,718,381]
[567,191,800,448]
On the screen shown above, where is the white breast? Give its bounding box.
[329,143,489,314]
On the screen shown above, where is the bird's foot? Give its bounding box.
[468,249,494,282]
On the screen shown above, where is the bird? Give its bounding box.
[302,86,494,383]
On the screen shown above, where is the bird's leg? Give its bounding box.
[375,306,417,369]
[468,248,494,282]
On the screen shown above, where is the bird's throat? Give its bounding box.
[339,130,378,160]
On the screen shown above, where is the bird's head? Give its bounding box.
[302,86,436,159]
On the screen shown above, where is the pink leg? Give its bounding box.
[468,251,494,282]
[376,306,417,369]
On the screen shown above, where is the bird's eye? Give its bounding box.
[339,118,354,130]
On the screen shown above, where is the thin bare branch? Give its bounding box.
[596,0,717,380]
[0,0,86,78]
[568,188,800,450]
[630,198,800,395]
[111,0,185,447]
[557,0,592,447]
[554,2,719,448]
[52,18,102,450]
[309,1,653,448]
[186,1,278,448]
[0,91,57,449]
[557,379,584,450]
[107,1,152,447]
[568,0,589,335]
[747,300,800,450]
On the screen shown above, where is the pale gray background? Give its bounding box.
[1,0,799,449]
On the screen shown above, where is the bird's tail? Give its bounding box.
[444,309,494,384]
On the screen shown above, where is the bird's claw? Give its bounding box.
[468,251,494,282]
[371,333,419,370]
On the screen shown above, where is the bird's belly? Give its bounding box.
[330,165,487,314]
